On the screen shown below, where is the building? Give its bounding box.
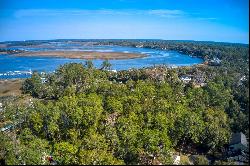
[180,75,192,83]
[0,124,14,132]
[209,57,222,66]
[41,77,47,84]
[172,155,180,165]
[0,102,2,112]
[229,132,248,152]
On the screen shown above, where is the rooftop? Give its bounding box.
[230,132,248,147]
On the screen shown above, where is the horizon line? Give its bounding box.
[1,38,249,45]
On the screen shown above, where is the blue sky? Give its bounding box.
[0,0,249,43]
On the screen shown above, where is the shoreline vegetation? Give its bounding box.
[14,51,147,60]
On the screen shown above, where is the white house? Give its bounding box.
[0,102,2,112]
[172,155,180,165]
[180,75,192,83]
[41,77,47,84]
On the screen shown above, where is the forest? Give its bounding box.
[0,40,249,165]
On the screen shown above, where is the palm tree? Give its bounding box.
[85,60,94,69]
[101,60,112,70]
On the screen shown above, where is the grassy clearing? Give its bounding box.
[0,79,24,97]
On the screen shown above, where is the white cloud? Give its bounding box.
[196,17,217,20]
[13,9,217,21]
[14,9,186,18]
[147,9,185,18]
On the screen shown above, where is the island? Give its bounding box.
[14,51,147,60]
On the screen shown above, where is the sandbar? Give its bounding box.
[14,51,147,60]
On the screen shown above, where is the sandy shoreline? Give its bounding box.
[14,51,147,60]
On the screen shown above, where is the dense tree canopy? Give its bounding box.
[0,40,249,165]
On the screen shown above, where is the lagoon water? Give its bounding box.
[0,44,203,79]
